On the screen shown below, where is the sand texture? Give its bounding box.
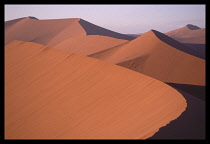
[5,40,186,139]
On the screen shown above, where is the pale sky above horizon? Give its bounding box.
[5,4,205,34]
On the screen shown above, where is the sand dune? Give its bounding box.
[52,35,128,55]
[5,17,133,55]
[165,24,205,44]
[5,40,186,139]
[5,17,86,46]
[91,30,205,86]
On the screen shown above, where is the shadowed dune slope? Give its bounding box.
[183,43,205,59]
[166,83,205,101]
[91,30,205,86]
[165,24,205,44]
[78,19,135,40]
[150,87,205,139]
[5,40,186,139]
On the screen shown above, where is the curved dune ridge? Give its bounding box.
[5,17,134,55]
[165,24,205,44]
[90,30,205,86]
[5,40,187,139]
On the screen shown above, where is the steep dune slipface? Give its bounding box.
[5,40,186,139]
[165,25,205,44]
[78,19,135,40]
[91,30,205,86]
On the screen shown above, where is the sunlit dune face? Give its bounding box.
[5,40,187,139]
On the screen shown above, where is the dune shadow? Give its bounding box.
[78,19,135,40]
[149,87,205,139]
[28,16,39,20]
[183,43,206,59]
[152,30,201,59]
[166,83,205,101]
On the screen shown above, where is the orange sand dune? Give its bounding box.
[165,24,205,44]
[5,17,86,46]
[52,35,128,55]
[5,17,132,55]
[5,40,186,139]
[91,30,205,86]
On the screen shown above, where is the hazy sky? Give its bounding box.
[5,4,205,34]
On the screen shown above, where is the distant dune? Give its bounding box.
[5,17,85,46]
[5,40,186,139]
[165,24,205,44]
[5,17,134,56]
[91,30,205,86]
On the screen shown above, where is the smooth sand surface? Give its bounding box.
[91,30,205,86]
[5,40,186,139]
[165,24,205,44]
[52,35,128,55]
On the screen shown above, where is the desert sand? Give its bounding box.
[5,40,187,139]
[91,30,205,86]
[52,35,128,55]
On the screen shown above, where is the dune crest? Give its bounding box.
[5,40,187,139]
